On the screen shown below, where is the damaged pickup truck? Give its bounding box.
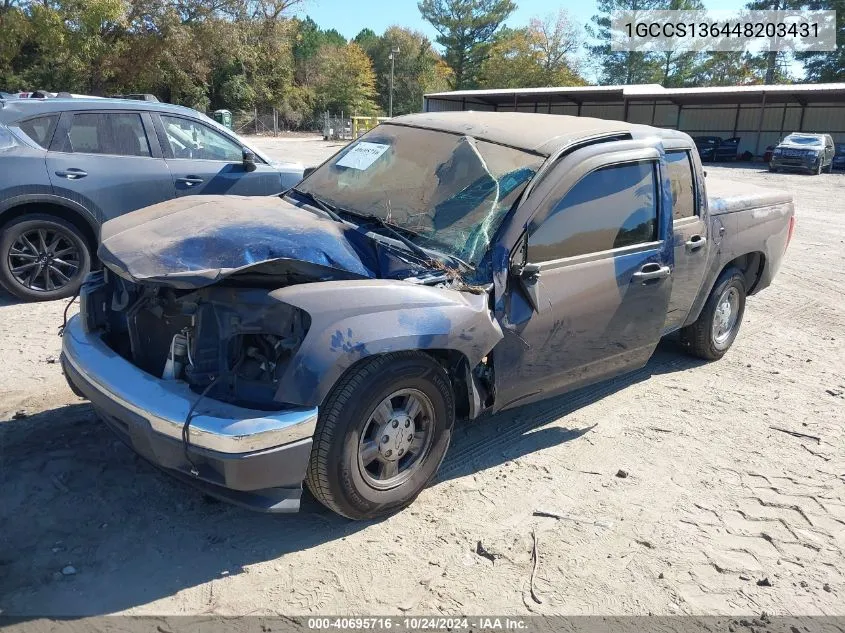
[61,112,795,519]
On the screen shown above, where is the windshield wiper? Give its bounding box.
[355,213,473,273]
[288,188,344,223]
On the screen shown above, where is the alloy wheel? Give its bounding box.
[8,227,81,292]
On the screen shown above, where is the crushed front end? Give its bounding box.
[61,268,318,512]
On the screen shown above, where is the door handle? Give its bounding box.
[685,234,707,250]
[55,168,87,180]
[631,263,671,284]
[176,176,204,186]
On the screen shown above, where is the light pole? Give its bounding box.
[388,47,399,118]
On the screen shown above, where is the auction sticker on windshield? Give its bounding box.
[336,142,390,170]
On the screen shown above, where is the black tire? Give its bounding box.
[0,214,91,302]
[815,161,823,175]
[680,267,746,361]
[768,165,777,173]
[306,352,454,520]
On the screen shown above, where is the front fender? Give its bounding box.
[271,280,503,407]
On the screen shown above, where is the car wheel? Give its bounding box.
[306,352,454,520]
[769,165,777,173]
[680,267,746,361]
[0,214,91,302]
[815,161,823,175]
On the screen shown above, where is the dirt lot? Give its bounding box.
[1,139,843,617]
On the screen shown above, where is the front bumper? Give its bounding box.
[770,156,817,171]
[61,314,318,512]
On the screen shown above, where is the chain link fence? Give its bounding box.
[225,108,389,137]
[232,108,285,135]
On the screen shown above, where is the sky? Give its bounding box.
[294,0,745,46]
[293,0,803,82]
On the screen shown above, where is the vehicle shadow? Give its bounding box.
[0,287,20,307]
[0,339,704,616]
[436,337,704,483]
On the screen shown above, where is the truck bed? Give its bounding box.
[706,177,792,215]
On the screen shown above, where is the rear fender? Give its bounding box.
[271,280,503,408]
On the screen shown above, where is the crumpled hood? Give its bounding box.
[98,195,381,288]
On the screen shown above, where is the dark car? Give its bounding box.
[693,136,740,162]
[832,143,845,171]
[693,135,721,161]
[713,136,740,161]
[769,132,835,174]
[0,97,304,301]
[62,112,795,519]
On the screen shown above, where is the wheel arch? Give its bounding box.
[311,347,488,424]
[684,251,765,327]
[0,197,99,255]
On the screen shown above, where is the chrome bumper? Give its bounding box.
[61,314,318,454]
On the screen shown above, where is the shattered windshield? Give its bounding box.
[297,125,544,267]
[784,135,823,146]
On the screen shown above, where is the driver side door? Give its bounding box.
[152,114,281,197]
[492,147,674,411]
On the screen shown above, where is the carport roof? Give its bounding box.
[424,82,845,106]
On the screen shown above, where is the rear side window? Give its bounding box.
[665,151,696,220]
[528,161,658,262]
[18,114,59,149]
[66,112,151,157]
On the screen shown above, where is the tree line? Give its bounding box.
[0,0,841,129]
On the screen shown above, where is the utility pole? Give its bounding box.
[388,47,400,118]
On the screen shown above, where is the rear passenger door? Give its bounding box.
[153,114,282,197]
[664,149,708,332]
[493,149,674,410]
[47,111,173,222]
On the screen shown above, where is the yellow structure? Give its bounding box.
[352,116,390,138]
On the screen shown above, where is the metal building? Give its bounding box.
[423,83,845,158]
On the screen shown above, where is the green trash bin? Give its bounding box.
[213,109,232,130]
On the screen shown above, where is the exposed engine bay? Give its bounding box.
[82,269,311,411]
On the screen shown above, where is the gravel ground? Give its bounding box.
[1,140,843,617]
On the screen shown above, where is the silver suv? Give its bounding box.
[0,97,303,301]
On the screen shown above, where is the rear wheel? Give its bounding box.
[768,165,777,173]
[680,267,746,361]
[306,352,454,520]
[0,214,91,302]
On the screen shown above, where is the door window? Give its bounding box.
[665,151,696,220]
[160,116,242,162]
[528,161,658,262]
[18,114,59,149]
[65,112,151,156]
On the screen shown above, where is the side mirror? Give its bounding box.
[242,148,257,172]
[511,261,542,312]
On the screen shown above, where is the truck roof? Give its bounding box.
[389,111,692,155]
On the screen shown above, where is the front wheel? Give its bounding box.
[0,214,91,302]
[306,352,454,520]
[680,267,747,361]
